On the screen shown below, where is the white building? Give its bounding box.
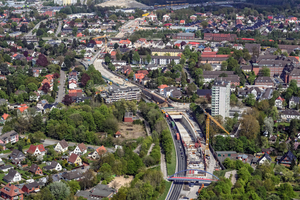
[54,0,77,5]
[54,140,69,153]
[211,81,230,118]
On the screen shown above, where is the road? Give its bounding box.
[55,21,62,37]
[166,117,187,200]
[26,19,47,36]
[55,70,66,103]
[94,59,134,86]
[115,17,144,38]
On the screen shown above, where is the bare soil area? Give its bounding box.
[109,175,134,189]
[96,0,149,8]
[118,122,146,140]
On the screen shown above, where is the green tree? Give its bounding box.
[133,51,140,64]
[48,182,70,200]
[261,66,270,77]
[72,27,78,36]
[67,180,81,194]
[277,183,296,200]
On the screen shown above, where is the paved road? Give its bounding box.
[166,117,187,200]
[55,70,66,103]
[26,19,47,36]
[55,21,62,37]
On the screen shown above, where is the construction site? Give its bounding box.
[167,111,217,180]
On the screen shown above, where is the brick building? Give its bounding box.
[203,33,237,42]
[172,33,195,40]
[254,77,275,87]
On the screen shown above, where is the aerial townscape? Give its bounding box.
[0,0,300,200]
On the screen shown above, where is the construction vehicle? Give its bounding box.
[176,133,180,140]
[201,107,230,157]
[92,34,110,53]
[197,184,205,194]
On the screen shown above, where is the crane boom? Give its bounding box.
[92,34,110,53]
[201,107,230,156]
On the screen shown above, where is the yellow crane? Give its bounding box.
[201,107,230,157]
[93,34,110,53]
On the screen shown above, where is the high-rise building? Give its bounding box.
[211,80,230,118]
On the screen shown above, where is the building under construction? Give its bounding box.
[168,112,207,178]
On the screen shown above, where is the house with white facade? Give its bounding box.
[43,161,62,171]
[27,144,46,156]
[3,170,21,183]
[73,143,87,155]
[54,140,69,153]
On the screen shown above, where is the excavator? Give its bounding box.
[92,34,110,53]
[200,107,230,157]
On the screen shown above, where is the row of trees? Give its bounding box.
[199,160,297,200]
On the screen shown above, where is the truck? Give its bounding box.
[176,133,180,140]
[171,121,175,128]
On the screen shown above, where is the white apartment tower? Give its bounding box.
[211,80,230,118]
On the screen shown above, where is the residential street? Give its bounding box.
[55,21,62,37]
[55,70,66,103]
[26,19,47,36]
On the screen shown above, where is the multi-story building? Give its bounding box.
[172,33,195,40]
[103,87,141,104]
[54,0,76,5]
[211,81,230,118]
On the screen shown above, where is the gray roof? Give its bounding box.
[3,169,18,182]
[281,109,300,116]
[290,96,300,104]
[10,149,25,160]
[257,153,272,163]
[90,184,116,197]
[0,165,14,171]
[23,181,39,190]
[175,33,195,37]
[0,131,18,142]
[62,169,83,180]
[43,161,59,170]
[58,140,68,149]
[197,89,212,96]
[29,164,40,173]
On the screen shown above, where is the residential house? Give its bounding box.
[164,87,177,97]
[281,109,300,121]
[197,89,212,99]
[0,183,24,200]
[119,39,132,48]
[3,170,22,183]
[163,14,170,22]
[68,153,82,166]
[257,153,272,165]
[275,96,284,109]
[254,77,275,87]
[147,12,157,21]
[0,113,9,123]
[134,73,145,83]
[54,139,69,153]
[245,43,261,55]
[289,96,300,108]
[0,130,19,146]
[0,165,14,172]
[158,84,168,95]
[16,104,29,115]
[73,143,87,155]
[10,149,25,165]
[91,146,107,159]
[171,90,182,99]
[27,144,46,156]
[29,164,43,175]
[43,161,62,171]
[151,48,183,57]
[260,88,273,100]
[21,181,40,194]
[62,169,84,181]
[124,112,133,123]
[76,184,116,199]
[278,150,297,167]
[114,131,121,138]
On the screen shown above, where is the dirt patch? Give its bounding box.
[109,175,134,190]
[118,122,146,140]
[96,0,149,8]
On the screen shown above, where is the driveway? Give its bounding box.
[55,21,62,37]
[55,70,66,103]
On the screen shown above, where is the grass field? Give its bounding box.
[213,169,232,177]
[166,137,176,176]
[274,122,290,127]
[157,181,172,200]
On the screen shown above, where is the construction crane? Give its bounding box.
[201,107,230,157]
[93,34,109,53]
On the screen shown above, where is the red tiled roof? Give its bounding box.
[78,143,87,152]
[68,153,78,163]
[2,113,9,120]
[0,183,23,197]
[134,73,145,80]
[27,144,45,154]
[158,84,168,89]
[96,145,107,154]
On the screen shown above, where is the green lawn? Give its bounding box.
[0,173,6,181]
[157,181,172,200]
[213,169,232,178]
[274,122,290,127]
[38,163,46,169]
[166,138,176,176]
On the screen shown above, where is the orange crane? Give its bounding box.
[93,34,110,53]
[201,107,230,157]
